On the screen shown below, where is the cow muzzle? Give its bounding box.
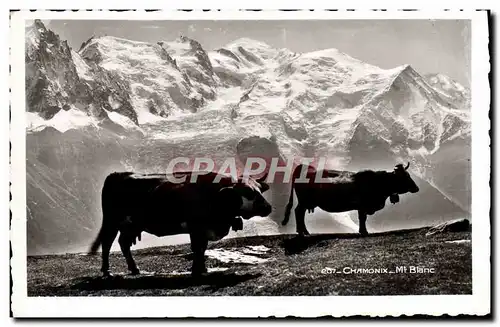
[240,201,272,219]
[259,202,273,217]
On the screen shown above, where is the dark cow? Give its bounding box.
[282,163,419,236]
[89,171,272,277]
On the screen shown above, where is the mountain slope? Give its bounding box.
[79,35,205,123]
[425,73,471,110]
[158,35,219,100]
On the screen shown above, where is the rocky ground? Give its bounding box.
[27,223,472,296]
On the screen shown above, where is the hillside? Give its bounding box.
[25,20,471,255]
[27,225,472,296]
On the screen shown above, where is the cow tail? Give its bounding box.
[282,181,295,226]
[88,172,124,254]
[89,227,103,254]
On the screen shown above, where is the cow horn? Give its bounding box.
[405,162,410,170]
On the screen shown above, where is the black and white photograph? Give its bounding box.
[9,9,490,317]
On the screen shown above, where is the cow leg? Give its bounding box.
[100,225,119,277]
[118,232,140,275]
[358,211,368,236]
[189,231,208,277]
[295,205,310,236]
[283,202,293,226]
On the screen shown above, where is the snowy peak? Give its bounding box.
[25,19,68,55]
[80,35,178,68]
[389,65,447,100]
[225,37,277,60]
[425,73,470,110]
[355,63,470,156]
[225,37,274,48]
[25,26,471,159]
[25,20,96,121]
[278,47,391,91]
[25,19,48,47]
[27,19,46,30]
[160,35,207,58]
[25,21,147,130]
[426,73,468,94]
[380,64,451,115]
[26,22,194,131]
[216,38,279,69]
[300,47,381,71]
[78,35,208,124]
[158,36,218,99]
[208,39,286,87]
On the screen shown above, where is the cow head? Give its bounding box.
[392,162,419,194]
[218,173,272,219]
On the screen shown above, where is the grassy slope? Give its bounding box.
[27,228,471,296]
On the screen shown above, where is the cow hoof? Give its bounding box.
[300,229,310,236]
[389,194,400,204]
[192,266,208,277]
[129,268,140,275]
[231,218,243,231]
[191,270,207,278]
[101,271,113,278]
[359,231,369,237]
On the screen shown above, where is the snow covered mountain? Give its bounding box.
[425,73,471,110]
[25,20,471,254]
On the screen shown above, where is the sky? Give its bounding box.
[45,19,471,87]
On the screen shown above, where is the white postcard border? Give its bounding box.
[9,9,490,317]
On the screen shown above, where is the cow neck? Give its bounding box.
[379,171,398,198]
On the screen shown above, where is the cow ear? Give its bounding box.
[259,182,270,193]
[256,172,268,184]
[218,187,242,216]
